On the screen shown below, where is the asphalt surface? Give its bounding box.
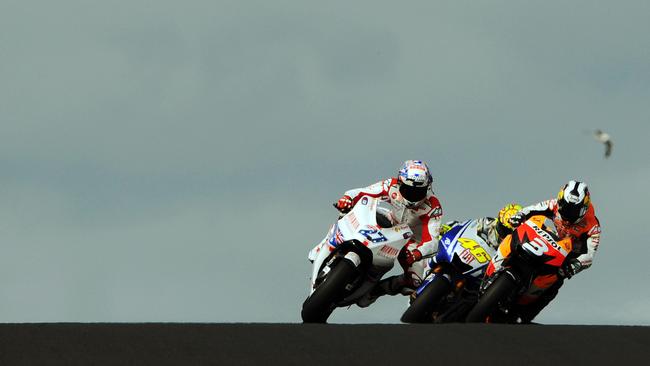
[0,323,648,365]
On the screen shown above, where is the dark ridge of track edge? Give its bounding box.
[0,323,647,366]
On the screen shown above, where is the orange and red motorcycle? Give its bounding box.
[465,215,572,323]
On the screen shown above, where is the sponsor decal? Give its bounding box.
[378,245,400,258]
[393,225,412,237]
[460,248,476,264]
[531,223,559,247]
[361,197,369,205]
[394,224,411,234]
[349,212,360,229]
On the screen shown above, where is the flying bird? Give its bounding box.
[593,129,613,158]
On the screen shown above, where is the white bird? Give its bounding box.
[593,129,613,158]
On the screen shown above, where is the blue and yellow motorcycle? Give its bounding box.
[400,219,496,323]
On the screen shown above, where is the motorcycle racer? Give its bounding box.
[442,203,523,250]
[423,204,522,322]
[507,180,601,322]
[312,160,443,307]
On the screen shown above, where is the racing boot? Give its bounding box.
[356,274,414,308]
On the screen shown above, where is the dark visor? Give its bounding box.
[399,184,427,203]
[558,200,582,223]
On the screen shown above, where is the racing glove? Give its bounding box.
[559,259,582,279]
[440,221,459,235]
[334,195,354,213]
[401,249,422,267]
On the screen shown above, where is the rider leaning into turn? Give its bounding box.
[442,203,523,250]
[429,204,522,322]
[331,160,443,306]
[509,180,602,322]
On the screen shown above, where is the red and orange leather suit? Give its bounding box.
[506,199,601,322]
[518,198,601,272]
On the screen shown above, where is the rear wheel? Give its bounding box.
[465,274,517,323]
[301,259,357,323]
[400,277,452,323]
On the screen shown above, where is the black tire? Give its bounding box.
[301,258,358,323]
[465,274,518,323]
[400,277,452,323]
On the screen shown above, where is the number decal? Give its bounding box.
[458,238,491,264]
[359,229,388,243]
[522,238,548,256]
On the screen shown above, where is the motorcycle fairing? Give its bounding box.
[481,215,574,308]
[308,196,413,297]
[417,220,495,295]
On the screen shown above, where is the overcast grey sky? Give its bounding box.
[0,0,648,324]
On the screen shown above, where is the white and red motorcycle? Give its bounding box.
[302,196,413,323]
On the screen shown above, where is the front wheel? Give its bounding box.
[400,277,452,323]
[465,274,517,323]
[301,258,358,323]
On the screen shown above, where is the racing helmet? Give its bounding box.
[557,180,590,223]
[397,160,432,207]
[496,203,523,239]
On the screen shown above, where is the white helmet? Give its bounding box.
[557,180,591,223]
[397,160,432,207]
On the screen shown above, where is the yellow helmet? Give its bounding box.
[496,203,523,239]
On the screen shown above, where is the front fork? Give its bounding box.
[313,241,371,290]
